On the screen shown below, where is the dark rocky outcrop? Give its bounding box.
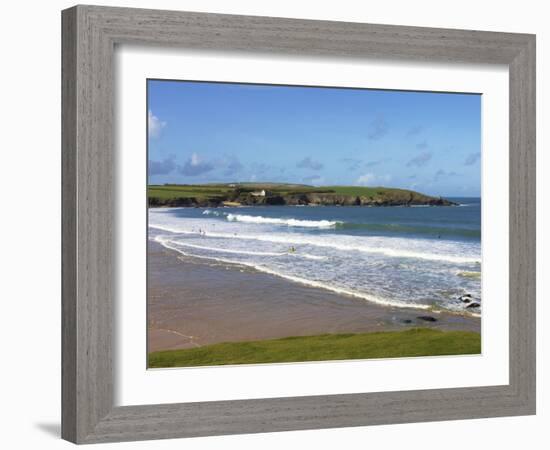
[416,315,438,322]
[148,196,223,208]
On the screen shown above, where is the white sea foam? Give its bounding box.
[149,224,480,264]
[155,237,429,310]
[202,209,221,216]
[155,237,326,261]
[202,209,341,228]
[149,207,482,315]
[151,207,185,212]
[225,213,341,228]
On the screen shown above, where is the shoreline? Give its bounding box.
[155,234,480,315]
[148,240,480,353]
[148,203,460,209]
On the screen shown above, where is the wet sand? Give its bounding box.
[148,240,481,352]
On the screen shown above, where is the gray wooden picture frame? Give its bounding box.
[61,4,536,444]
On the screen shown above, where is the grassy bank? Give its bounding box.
[148,328,481,368]
[147,182,454,207]
[148,182,323,200]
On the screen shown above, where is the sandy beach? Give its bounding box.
[147,240,480,353]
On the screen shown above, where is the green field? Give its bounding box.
[325,185,426,198]
[147,184,234,200]
[148,328,481,368]
[148,183,326,199]
[147,182,446,206]
[148,183,397,200]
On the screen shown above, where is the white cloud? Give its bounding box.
[222,155,243,176]
[148,110,166,138]
[356,173,375,185]
[367,116,388,140]
[179,152,214,176]
[148,156,176,175]
[297,156,324,170]
[356,173,392,186]
[464,152,481,166]
[406,151,432,167]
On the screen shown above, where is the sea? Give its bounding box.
[148,198,481,316]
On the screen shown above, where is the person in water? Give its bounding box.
[289,246,296,253]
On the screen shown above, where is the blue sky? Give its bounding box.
[148,80,481,197]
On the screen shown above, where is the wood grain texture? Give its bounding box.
[62,5,114,442]
[508,36,536,408]
[61,7,77,443]
[61,5,536,444]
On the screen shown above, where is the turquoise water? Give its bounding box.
[149,198,481,315]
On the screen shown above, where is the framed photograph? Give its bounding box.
[62,5,536,444]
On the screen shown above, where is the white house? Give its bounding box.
[251,189,266,197]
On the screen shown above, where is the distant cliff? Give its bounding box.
[148,183,457,208]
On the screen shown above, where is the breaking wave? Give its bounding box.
[149,203,482,315]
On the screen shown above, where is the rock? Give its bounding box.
[466,302,481,308]
[264,195,286,205]
[416,315,437,322]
